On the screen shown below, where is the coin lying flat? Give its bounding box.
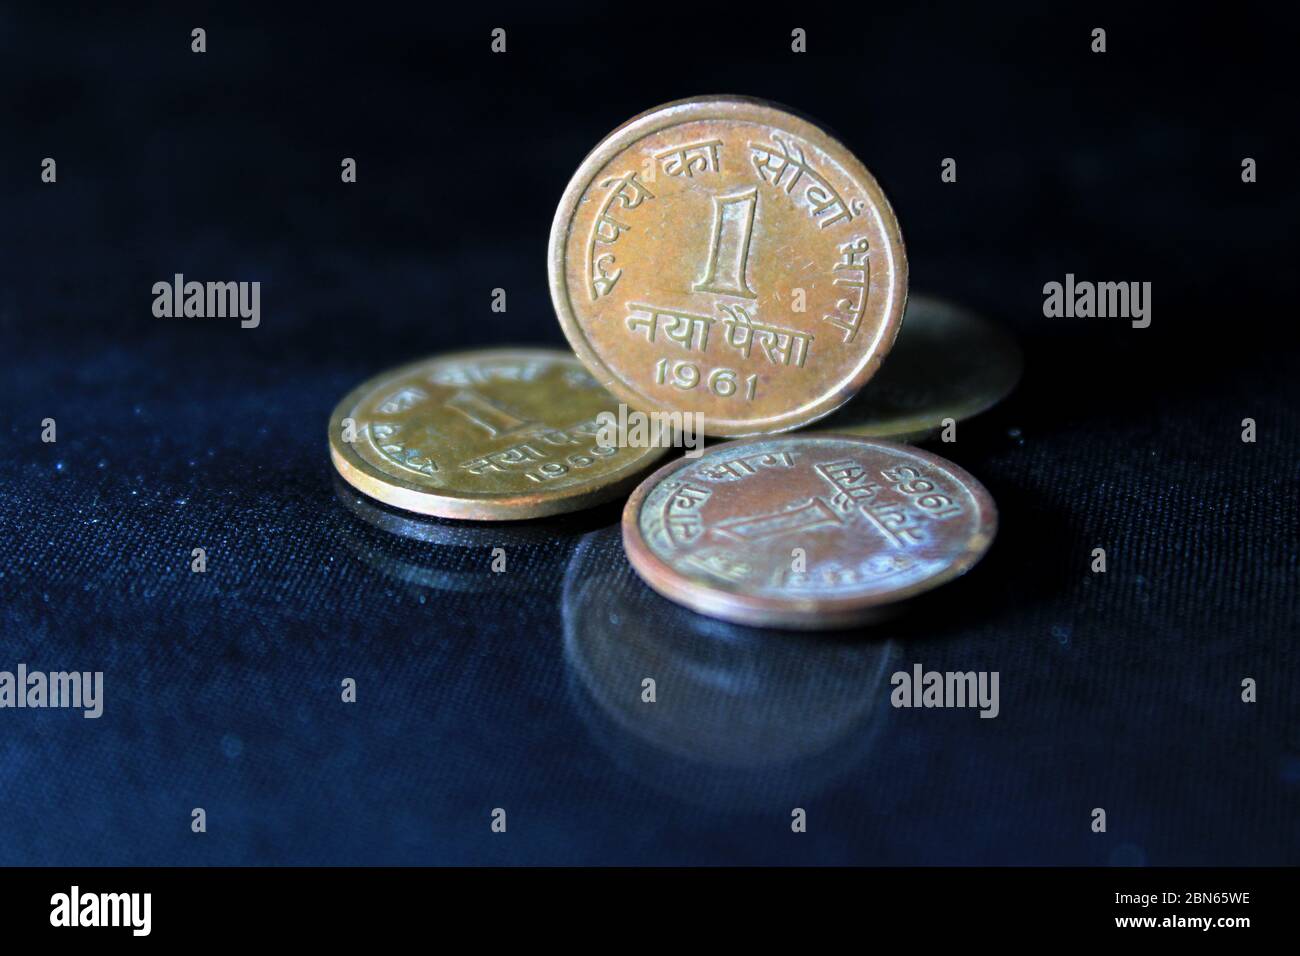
[816,294,1022,442]
[328,349,667,520]
[621,435,996,628]
[549,96,907,437]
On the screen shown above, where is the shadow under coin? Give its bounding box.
[333,474,619,596]
[562,526,897,810]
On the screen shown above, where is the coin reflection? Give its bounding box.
[333,474,612,595]
[563,527,895,806]
[817,293,1022,442]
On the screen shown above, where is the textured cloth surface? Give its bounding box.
[0,7,1296,865]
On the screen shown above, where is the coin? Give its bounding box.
[328,348,667,520]
[816,294,1022,442]
[549,96,907,437]
[621,435,996,628]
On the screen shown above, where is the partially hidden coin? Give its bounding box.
[329,348,667,520]
[621,435,996,628]
[549,95,907,437]
[816,294,1023,442]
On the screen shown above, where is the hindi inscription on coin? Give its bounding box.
[328,348,666,520]
[622,435,996,628]
[549,96,908,436]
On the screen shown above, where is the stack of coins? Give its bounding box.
[328,96,1017,629]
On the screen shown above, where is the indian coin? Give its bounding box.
[328,348,667,520]
[549,96,907,437]
[622,435,996,628]
[816,294,1022,442]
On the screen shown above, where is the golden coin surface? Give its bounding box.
[817,294,1023,442]
[549,96,908,437]
[622,435,996,629]
[328,348,667,520]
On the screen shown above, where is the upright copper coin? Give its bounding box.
[549,96,907,437]
[622,435,996,628]
[329,348,666,520]
[817,294,1023,442]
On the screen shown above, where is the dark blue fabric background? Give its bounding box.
[0,4,1296,865]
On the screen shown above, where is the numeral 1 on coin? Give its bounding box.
[693,187,758,299]
[444,389,529,437]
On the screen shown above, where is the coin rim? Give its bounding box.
[620,434,997,629]
[328,347,667,521]
[548,95,909,437]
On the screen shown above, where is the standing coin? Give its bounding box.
[622,435,996,628]
[549,96,907,436]
[816,294,1023,442]
[329,348,667,520]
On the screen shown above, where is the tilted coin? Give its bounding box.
[549,96,907,437]
[328,348,667,520]
[621,435,996,628]
[817,294,1023,442]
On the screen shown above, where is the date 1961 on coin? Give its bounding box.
[549,96,908,437]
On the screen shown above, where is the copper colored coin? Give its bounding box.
[328,348,666,520]
[621,435,996,628]
[549,96,908,437]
